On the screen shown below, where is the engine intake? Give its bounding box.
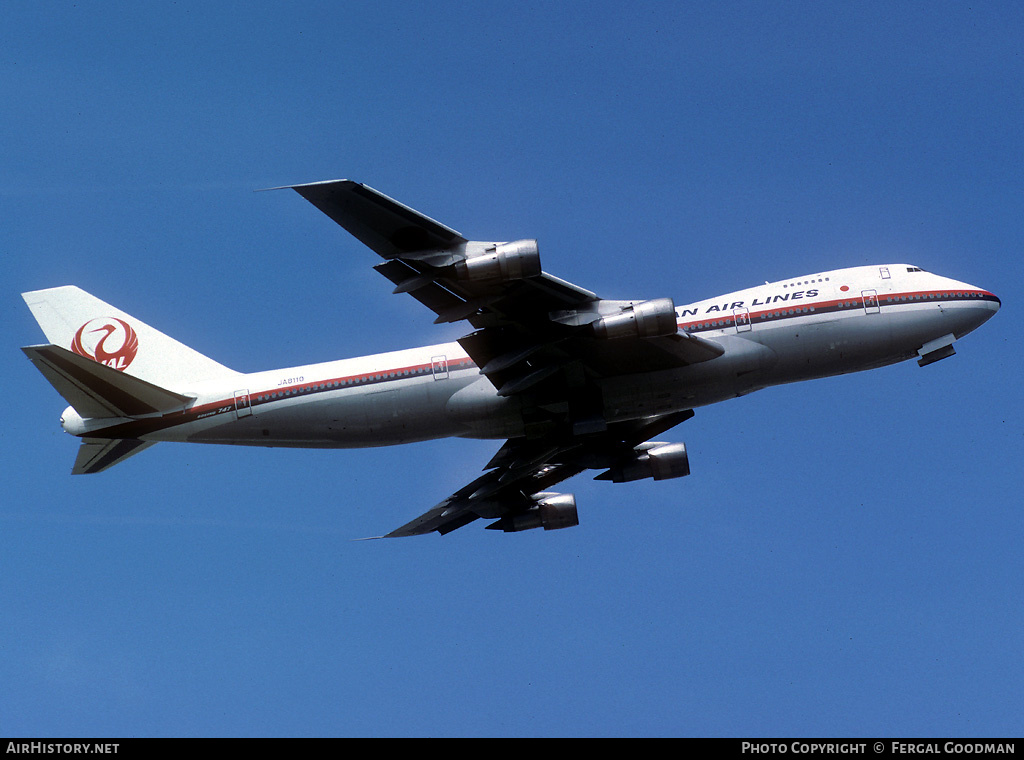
[486,493,579,532]
[595,442,690,483]
[591,298,678,339]
[454,240,541,282]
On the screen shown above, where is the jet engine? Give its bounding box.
[591,298,678,339]
[595,442,690,483]
[454,239,542,282]
[486,493,579,532]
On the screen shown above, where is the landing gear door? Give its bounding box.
[233,389,252,418]
[733,307,751,333]
[862,289,880,315]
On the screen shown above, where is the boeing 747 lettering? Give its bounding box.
[21,181,1000,536]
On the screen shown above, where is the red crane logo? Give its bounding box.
[71,318,139,371]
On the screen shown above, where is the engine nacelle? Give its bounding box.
[487,493,579,532]
[596,442,690,483]
[454,239,541,282]
[591,298,678,339]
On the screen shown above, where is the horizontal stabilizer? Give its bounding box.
[73,438,156,474]
[22,344,194,419]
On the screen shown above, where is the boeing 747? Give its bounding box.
[21,181,1000,536]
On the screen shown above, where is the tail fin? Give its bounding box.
[22,286,236,390]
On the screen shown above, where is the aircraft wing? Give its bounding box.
[288,180,716,536]
[287,180,723,399]
[285,179,468,259]
[383,410,694,537]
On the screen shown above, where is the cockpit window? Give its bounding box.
[907,267,926,273]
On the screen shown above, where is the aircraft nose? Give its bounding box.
[950,282,1000,336]
[977,285,999,314]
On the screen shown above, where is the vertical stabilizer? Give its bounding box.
[22,286,237,389]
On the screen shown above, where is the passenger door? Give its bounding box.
[862,289,880,315]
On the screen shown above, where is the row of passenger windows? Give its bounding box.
[251,358,475,404]
[886,291,977,303]
[694,318,737,329]
[254,366,435,402]
[693,305,819,329]
[691,290,981,332]
[758,306,816,319]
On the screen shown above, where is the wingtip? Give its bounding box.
[255,179,355,193]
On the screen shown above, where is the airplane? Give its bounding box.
[21,180,1001,537]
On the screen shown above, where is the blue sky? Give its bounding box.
[2,1,1021,738]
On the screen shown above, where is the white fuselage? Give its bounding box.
[63,264,999,448]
